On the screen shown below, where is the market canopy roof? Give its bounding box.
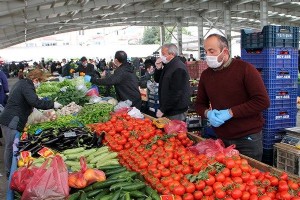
[0,0,300,49]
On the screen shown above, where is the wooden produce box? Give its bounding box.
[187,132,300,181]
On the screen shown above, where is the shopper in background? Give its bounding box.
[61,58,71,77]
[179,53,187,64]
[139,59,155,88]
[187,54,196,61]
[84,51,142,109]
[0,70,9,146]
[0,69,62,178]
[154,43,190,121]
[195,33,270,161]
[72,56,95,76]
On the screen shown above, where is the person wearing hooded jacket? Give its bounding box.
[84,51,142,109]
[0,69,62,178]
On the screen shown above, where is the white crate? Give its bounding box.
[274,143,300,176]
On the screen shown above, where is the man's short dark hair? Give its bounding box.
[206,34,229,49]
[115,51,127,64]
[80,56,87,62]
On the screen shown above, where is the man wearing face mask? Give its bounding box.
[154,43,190,121]
[84,51,142,109]
[73,56,96,76]
[0,68,62,179]
[195,34,270,161]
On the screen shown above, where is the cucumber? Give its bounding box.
[79,191,87,200]
[67,191,81,200]
[98,164,122,171]
[98,193,113,200]
[90,152,111,164]
[122,182,146,191]
[108,171,137,179]
[63,147,85,154]
[66,154,81,160]
[104,167,126,176]
[109,182,133,191]
[124,192,131,200]
[86,189,103,198]
[76,148,97,159]
[65,160,80,166]
[129,190,147,198]
[88,147,109,158]
[94,189,110,200]
[112,190,121,200]
[96,159,119,168]
[145,197,153,200]
[92,178,128,190]
[145,186,160,200]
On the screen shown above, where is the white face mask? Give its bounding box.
[34,82,40,88]
[161,55,169,64]
[206,49,224,69]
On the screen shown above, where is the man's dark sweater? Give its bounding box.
[195,58,270,139]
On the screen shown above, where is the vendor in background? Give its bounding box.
[188,54,196,61]
[84,50,142,109]
[154,43,190,121]
[0,70,9,146]
[71,56,95,76]
[0,69,62,179]
[139,59,155,88]
[195,34,270,161]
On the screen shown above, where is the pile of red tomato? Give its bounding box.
[90,113,300,200]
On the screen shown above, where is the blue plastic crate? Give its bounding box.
[260,67,298,81]
[241,25,299,48]
[266,87,297,108]
[241,48,298,69]
[263,80,297,89]
[263,107,297,128]
[262,129,286,149]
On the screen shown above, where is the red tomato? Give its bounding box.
[184,183,196,193]
[212,182,223,191]
[173,185,186,196]
[248,185,258,195]
[221,167,231,177]
[205,175,215,186]
[202,186,213,196]
[215,189,226,199]
[258,195,271,200]
[280,172,288,181]
[161,168,171,177]
[193,191,203,200]
[241,191,250,200]
[182,193,194,200]
[231,167,242,177]
[280,191,292,200]
[225,159,236,169]
[215,152,225,163]
[195,180,206,190]
[215,172,226,182]
[161,176,173,187]
[231,188,242,199]
[182,165,192,175]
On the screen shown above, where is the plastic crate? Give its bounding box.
[273,143,300,176]
[186,113,201,128]
[266,87,298,108]
[260,68,298,82]
[262,128,286,149]
[186,61,208,79]
[241,47,298,69]
[241,25,299,48]
[263,107,297,129]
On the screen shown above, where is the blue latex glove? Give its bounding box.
[216,109,232,121]
[84,75,91,82]
[207,109,224,127]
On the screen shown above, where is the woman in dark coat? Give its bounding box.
[0,69,62,178]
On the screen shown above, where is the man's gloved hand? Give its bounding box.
[84,75,91,82]
[207,109,224,127]
[54,102,63,109]
[216,109,232,122]
[69,69,75,73]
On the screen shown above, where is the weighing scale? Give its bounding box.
[282,127,300,147]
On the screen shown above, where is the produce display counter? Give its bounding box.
[187,132,300,181]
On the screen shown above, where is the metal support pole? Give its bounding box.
[177,18,183,54]
[197,17,204,60]
[260,0,268,29]
[224,4,232,55]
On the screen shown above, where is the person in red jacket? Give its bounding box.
[195,34,270,161]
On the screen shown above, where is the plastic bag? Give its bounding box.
[10,166,38,193]
[114,100,132,111]
[187,139,239,157]
[128,107,144,119]
[164,120,187,134]
[86,86,99,97]
[21,155,69,200]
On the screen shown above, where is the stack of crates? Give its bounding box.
[147,83,159,114]
[241,25,299,165]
